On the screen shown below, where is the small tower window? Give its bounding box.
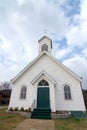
[42,44,48,51]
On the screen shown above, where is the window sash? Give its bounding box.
[20,87,27,99]
[65,91,71,99]
[42,44,48,51]
[64,86,71,100]
[38,80,49,86]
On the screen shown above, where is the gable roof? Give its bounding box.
[38,35,52,43]
[11,51,82,83]
[30,70,56,85]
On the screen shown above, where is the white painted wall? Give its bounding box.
[9,54,86,111]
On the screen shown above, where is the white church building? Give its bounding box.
[9,35,86,119]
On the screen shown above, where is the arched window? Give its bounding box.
[20,86,27,99]
[38,79,49,86]
[64,85,71,100]
[42,44,48,51]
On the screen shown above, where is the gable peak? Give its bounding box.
[38,35,52,43]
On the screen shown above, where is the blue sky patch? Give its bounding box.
[54,37,68,49]
[61,0,80,17]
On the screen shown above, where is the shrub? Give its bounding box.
[21,107,24,111]
[9,107,13,111]
[56,110,68,114]
[14,107,18,111]
[28,107,31,112]
[25,109,29,112]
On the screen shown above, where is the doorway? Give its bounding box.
[37,87,50,109]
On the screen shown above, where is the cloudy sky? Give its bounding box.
[0,0,87,89]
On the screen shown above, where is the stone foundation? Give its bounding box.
[7,110,71,119]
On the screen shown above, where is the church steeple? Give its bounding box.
[38,35,52,55]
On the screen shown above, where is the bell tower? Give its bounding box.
[38,35,52,55]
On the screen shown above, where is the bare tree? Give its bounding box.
[0,82,12,90]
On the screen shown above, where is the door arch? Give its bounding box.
[38,79,49,86]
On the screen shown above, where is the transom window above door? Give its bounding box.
[38,79,49,86]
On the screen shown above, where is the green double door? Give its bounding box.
[37,87,50,109]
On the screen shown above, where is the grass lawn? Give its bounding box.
[55,118,87,130]
[0,109,26,130]
[0,108,87,130]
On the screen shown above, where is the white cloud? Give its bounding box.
[0,34,38,82]
[0,0,87,89]
[66,25,87,47]
[0,0,70,63]
[66,0,87,47]
[54,45,71,59]
[63,56,87,89]
[0,35,11,52]
[82,49,87,58]
[80,0,87,19]
[16,0,26,6]
[0,62,21,82]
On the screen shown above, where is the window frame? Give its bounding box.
[38,79,49,86]
[42,44,48,51]
[20,86,27,100]
[64,85,72,100]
